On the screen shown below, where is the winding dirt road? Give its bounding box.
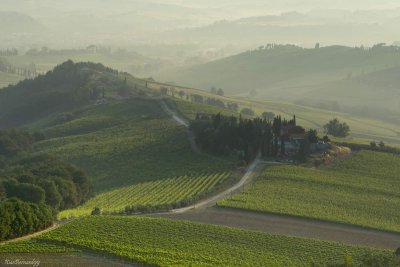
[4,98,400,252]
[150,102,400,250]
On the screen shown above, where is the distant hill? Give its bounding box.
[0,12,45,34]
[0,61,144,128]
[156,45,400,122]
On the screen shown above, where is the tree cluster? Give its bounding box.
[0,198,52,241]
[0,129,91,241]
[190,113,297,163]
[210,87,224,96]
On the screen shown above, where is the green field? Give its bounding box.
[0,216,389,267]
[59,172,231,218]
[220,151,400,232]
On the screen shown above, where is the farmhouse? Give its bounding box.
[280,118,306,152]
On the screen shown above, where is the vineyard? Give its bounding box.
[36,98,234,192]
[0,240,78,253]
[220,150,400,232]
[59,172,231,218]
[6,216,384,267]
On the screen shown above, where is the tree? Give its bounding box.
[296,139,310,162]
[379,141,385,149]
[3,181,45,204]
[370,141,377,149]
[315,42,320,49]
[227,103,239,112]
[323,118,350,137]
[240,108,255,116]
[322,136,330,143]
[307,129,319,143]
[210,87,217,94]
[262,112,275,121]
[178,90,185,99]
[191,94,204,103]
[217,88,224,96]
[160,87,168,96]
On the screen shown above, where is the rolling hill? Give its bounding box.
[0,61,235,217]
[156,45,400,122]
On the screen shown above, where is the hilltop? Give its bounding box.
[0,60,147,128]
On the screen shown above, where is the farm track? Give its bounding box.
[149,207,400,250]
[3,97,400,258]
[153,98,400,250]
[0,223,62,245]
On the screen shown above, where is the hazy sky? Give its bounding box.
[2,0,400,49]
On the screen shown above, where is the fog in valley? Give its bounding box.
[1,0,400,134]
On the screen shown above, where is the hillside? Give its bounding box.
[0,61,235,218]
[156,45,400,122]
[0,60,145,128]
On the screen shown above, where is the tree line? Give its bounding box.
[0,129,91,241]
[0,48,18,56]
[0,59,38,79]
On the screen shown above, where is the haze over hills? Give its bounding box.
[2,0,400,49]
[156,45,400,123]
[0,11,45,34]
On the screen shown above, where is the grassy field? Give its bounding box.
[220,151,400,232]
[59,172,231,218]
[0,71,23,88]
[0,216,389,267]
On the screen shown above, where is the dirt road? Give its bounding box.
[149,207,400,250]
[155,99,400,250]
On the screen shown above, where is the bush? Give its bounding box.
[91,207,101,215]
[240,108,255,116]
